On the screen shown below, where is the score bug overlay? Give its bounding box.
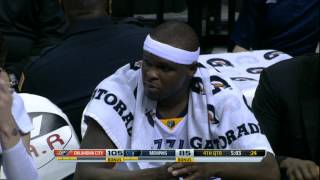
[54,149,266,163]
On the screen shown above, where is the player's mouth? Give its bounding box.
[144,81,160,90]
[143,82,161,99]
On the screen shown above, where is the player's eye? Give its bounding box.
[160,66,174,72]
[143,60,152,67]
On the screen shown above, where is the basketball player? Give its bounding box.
[75,21,280,180]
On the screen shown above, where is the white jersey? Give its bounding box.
[152,115,188,149]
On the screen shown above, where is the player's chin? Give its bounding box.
[144,89,162,101]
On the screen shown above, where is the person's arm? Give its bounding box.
[0,70,29,149]
[0,70,40,180]
[168,152,280,180]
[74,117,177,180]
[0,69,20,149]
[279,157,319,180]
[252,70,281,150]
[252,70,320,180]
[231,0,264,51]
[233,45,249,52]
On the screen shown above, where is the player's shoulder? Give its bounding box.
[262,54,319,90]
[95,62,141,91]
[265,54,318,76]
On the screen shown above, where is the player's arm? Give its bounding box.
[0,113,21,149]
[279,157,319,180]
[0,70,31,152]
[168,152,280,180]
[74,117,176,180]
[0,114,31,152]
[0,70,39,180]
[0,109,30,152]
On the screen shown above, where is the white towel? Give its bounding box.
[11,92,34,134]
[198,50,291,105]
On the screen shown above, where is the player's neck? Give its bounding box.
[157,87,189,118]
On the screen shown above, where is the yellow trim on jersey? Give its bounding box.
[159,117,184,130]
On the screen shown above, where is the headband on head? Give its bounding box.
[143,35,200,65]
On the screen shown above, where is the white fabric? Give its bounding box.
[11,92,33,134]
[83,54,274,170]
[140,116,189,168]
[2,139,40,180]
[1,93,80,180]
[20,93,70,121]
[20,93,80,180]
[198,50,292,106]
[153,116,187,149]
[143,35,200,65]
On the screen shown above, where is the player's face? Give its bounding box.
[142,51,193,101]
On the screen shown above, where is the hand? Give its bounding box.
[156,163,180,180]
[168,163,211,180]
[0,69,13,127]
[280,157,319,180]
[232,45,249,53]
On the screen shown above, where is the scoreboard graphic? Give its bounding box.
[54,149,266,163]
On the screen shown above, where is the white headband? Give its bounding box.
[143,35,200,65]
